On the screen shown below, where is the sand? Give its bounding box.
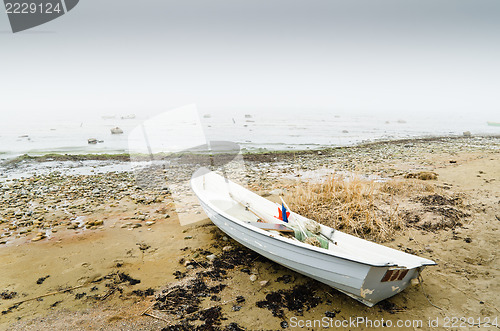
[0,136,499,330]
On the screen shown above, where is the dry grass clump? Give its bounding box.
[405,171,438,180]
[380,178,435,196]
[285,175,425,242]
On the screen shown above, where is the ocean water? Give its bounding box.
[0,108,498,161]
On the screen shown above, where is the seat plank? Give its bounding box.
[248,222,294,233]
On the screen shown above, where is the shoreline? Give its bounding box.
[2,134,499,166]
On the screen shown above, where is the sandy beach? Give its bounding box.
[1,136,499,330]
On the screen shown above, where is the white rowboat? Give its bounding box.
[191,168,436,306]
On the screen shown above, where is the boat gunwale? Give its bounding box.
[191,172,437,268]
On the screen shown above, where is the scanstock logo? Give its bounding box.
[3,0,79,33]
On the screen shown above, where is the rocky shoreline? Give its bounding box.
[1,136,499,330]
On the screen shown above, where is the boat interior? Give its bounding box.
[192,170,436,269]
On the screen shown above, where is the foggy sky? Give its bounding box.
[1,0,499,119]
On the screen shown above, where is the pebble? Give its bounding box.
[249,274,257,282]
[184,236,193,240]
[259,280,269,287]
[206,254,216,262]
[145,221,155,226]
[222,245,233,251]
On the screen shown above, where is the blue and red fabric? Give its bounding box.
[278,203,290,223]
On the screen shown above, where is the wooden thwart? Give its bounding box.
[248,222,295,233]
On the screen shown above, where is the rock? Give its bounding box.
[259,280,269,287]
[145,221,155,226]
[32,235,44,242]
[222,245,233,251]
[183,260,191,267]
[186,265,194,270]
[232,305,242,311]
[184,236,193,240]
[206,254,216,262]
[463,131,471,137]
[249,274,257,282]
[411,278,420,286]
[93,220,104,226]
[131,223,142,228]
[111,127,124,134]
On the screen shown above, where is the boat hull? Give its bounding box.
[198,198,424,306]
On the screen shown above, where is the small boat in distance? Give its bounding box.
[487,121,500,127]
[121,114,136,120]
[191,169,436,307]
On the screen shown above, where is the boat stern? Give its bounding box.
[356,265,428,306]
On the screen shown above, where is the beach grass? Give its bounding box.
[286,175,436,242]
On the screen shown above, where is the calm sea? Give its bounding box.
[0,108,498,161]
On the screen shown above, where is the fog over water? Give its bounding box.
[1,1,499,157]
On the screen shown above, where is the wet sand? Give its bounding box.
[1,136,499,330]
